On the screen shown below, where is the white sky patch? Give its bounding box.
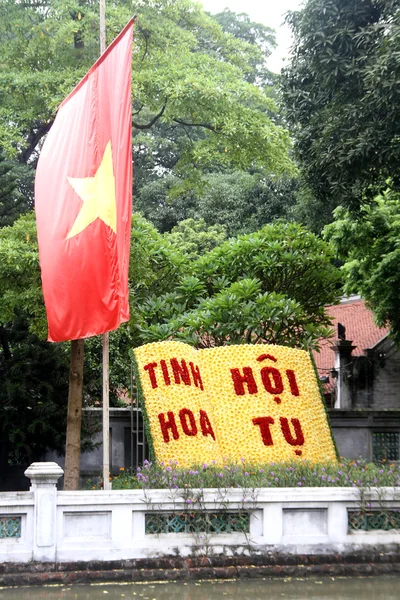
[200,0,304,73]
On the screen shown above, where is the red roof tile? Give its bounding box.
[313,297,390,379]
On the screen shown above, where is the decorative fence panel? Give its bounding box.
[1,463,400,564]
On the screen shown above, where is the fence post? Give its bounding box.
[24,462,64,562]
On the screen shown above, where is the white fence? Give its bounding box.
[1,462,400,563]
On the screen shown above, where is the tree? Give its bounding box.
[211,8,276,87]
[0,152,28,227]
[0,213,98,472]
[134,175,196,233]
[136,171,299,235]
[0,0,292,184]
[324,189,400,345]
[281,0,400,212]
[132,6,281,194]
[0,212,44,333]
[0,314,69,465]
[166,218,227,259]
[138,221,342,350]
[190,172,299,237]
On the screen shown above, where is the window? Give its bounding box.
[372,432,400,462]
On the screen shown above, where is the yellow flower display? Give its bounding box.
[132,341,337,467]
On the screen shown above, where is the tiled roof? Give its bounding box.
[313,297,390,380]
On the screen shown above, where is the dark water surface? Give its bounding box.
[0,577,399,600]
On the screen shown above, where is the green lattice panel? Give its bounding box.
[145,512,250,535]
[372,432,400,462]
[348,510,400,531]
[0,516,21,538]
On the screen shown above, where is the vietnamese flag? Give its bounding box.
[35,20,134,342]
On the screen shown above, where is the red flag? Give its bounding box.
[35,20,133,342]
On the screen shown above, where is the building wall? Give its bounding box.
[369,339,400,409]
[334,339,400,411]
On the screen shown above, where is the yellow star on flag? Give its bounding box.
[66,141,117,240]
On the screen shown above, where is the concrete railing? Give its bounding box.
[0,462,400,563]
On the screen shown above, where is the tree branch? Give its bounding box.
[19,121,54,165]
[136,26,150,63]
[132,103,167,130]
[172,118,219,133]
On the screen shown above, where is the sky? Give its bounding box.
[200,0,304,72]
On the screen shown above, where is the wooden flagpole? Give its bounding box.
[100,0,111,491]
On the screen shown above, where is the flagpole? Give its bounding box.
[102,332,111,490]
[100,0,111,492]
[100,0,106,55]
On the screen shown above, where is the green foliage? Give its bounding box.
[191,173,299,236]
[129,212,187,307]
[324,189,400,345]
[0,0,100,161]
[166,218,227,259]
[211,8,276,86]
[138,221,341,350]
[134,175,195,233]
[0,314,100,465]
[0,211,45,335]
[286,181,338,234]
[136,171,299,235]
[0,0,292,184]
[0,152,28,227]
[0,315,69,463]
[281,0,400,211]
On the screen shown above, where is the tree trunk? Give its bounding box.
[63,339,84,490]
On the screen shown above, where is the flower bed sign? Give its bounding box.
[132,341,337,466]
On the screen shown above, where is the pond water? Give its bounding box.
[0,577,399,600]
